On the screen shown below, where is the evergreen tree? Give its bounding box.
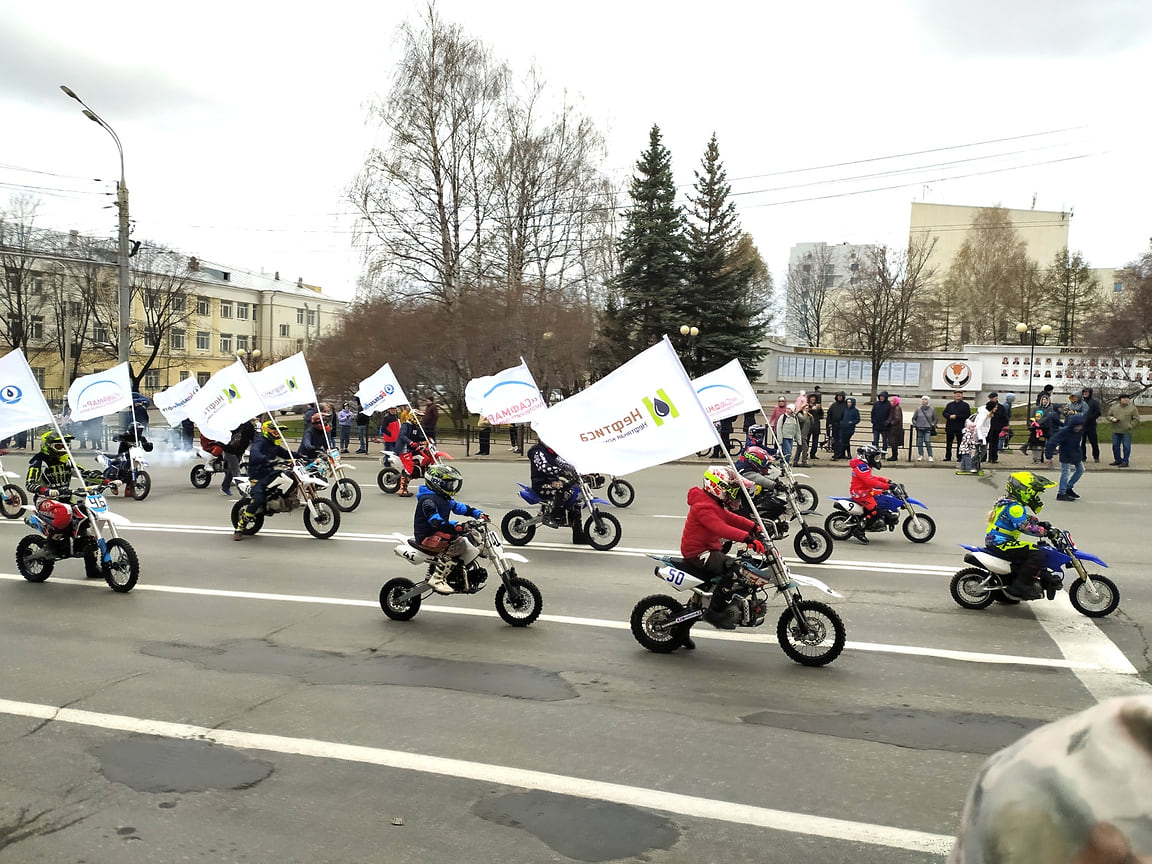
[612,125,688,354]
[682,135,768,377]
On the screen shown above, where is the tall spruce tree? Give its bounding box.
[612,125,688,354]
[683,134,768,377]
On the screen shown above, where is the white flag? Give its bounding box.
[0,349,55,440]
[356,363,409,414]
[249,352,317,412]
[184,360,266,442]
[153,376,201,426]
[530,337,718,475]
[465,359,546,425]
[67,361,133,422]
[691,359,762,422]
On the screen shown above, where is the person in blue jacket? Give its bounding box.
[413,464,487,594]
[234,421,291,540]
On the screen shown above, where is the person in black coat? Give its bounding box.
[870,391,892,448]
[985,392,1009,463]
[826,391,848,459]
[1080,386,1102,462]
[941,391,971,462]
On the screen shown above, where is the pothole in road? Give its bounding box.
[473,790,680,862]
[92,737,273,793]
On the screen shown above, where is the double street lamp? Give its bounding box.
[1015,321,1053,408]
[679,324,700,377]
[60,85,131,372]
[235,348,263,371]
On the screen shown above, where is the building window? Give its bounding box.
[1114,281,1124,293]
[30,316,44,340]
[219,301,233,319]
[197,296,211,316]
[296,308,305,325]
[93,322,108,343]
[172,295,186,313]
[180,371,190,381]
[196,330,210,351]
[220,333,233,353]
[236,302,249,320]
[143,290,161,312]
[251,307,259,322]
[170,327,186,351]
[144,370,160,391]
[306,309,316,327]
[295,338,304,352]
[68,300,82,317]
[196,372,210,386]
[143,326,159,347]
[279,323,290,337]
[31,367,46,386]
[236,334,249,352]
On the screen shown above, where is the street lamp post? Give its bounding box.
[60,85,131,374]
[236,349,262,371]
[679,324,700,377]
[1015,322,1053,408]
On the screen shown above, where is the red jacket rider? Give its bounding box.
[849,445,891,516]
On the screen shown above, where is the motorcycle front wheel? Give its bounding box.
[230,499,264,536]
[584,511,622,551]
[130,471,151,501]
[1068,574,1120,618]
[495,576,543,627]
[304,499,340,539]
[331,478,362,512]
[500,509,536,546]
[379,577,422,620]
[102,538,139,592]
[949,567,997,609]
[606,479,635,508]
[16,535,53,581]
[189,465,211,489]
[630,594,687,654]
[902,513,936,543]
[2,483,28,519]
[377,468,401,494]
[777,600,846,667]
[794,526,833,564]
[793,484,819,514]
[824,512,855,541]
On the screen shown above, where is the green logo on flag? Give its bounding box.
[223,383,242,404]
[641,389,678,427]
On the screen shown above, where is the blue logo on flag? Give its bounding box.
[0,385,23,404]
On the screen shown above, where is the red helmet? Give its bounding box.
[744,446,772,470]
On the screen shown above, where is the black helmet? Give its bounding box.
[856,444,883,468]
[425,464,463,498]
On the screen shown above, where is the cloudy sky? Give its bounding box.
[1,0,1149,302]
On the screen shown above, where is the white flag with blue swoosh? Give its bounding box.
[691,359,762,421]
[0,349,55,439]
[465,359,546,424]
[67,361,133,422]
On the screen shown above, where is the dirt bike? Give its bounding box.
[377,440,452,493]
[759,458,819,514]
[16,483,140,592]
[231,461,340,539]
[825,482,936,544]
[95,447,151,500]
[631,540,846,666]
[189,447,248,490]
[302,447,362,512]
[501,481,622,551]
[1,457,28,519]
[743,483,834,565]
[582,472,636,508]
[382,517,542,626]
[950,525,1119,618]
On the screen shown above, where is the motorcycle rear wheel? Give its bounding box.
[130,471,151,501]
[331,478,362,512]
[379,577,422,620]
[495,575,543,627]
[500,509,536,546]
[377,468,401,494]
[189,465,211,489]
[102,538,139,592]
[630,594,687,653]
[793,484,819,514]
[16,535,53,581]
[2,483,28,519]
[902,513,936,543]
[1068,574,1120,618]
[584,511,622,551]
[606,479,635,508]
[777,600,845,666]
[230,499,264,535]
[794,526,833,564]
[949,567,996,609]
[304,499,340,539]
[824,512,855,541]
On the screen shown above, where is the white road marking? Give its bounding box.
[0,573,1122,672]
[0,697,955,856]
[1030,597,1149,699]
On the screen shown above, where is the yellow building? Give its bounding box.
[908,201,1072,275]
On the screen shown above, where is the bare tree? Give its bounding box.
[831,234,938,400]
[1042,247,1098,346]
[0,195,53,362]
[1087,242,1152,352]
[786,244,836,346]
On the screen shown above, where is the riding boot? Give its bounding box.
[234,507,254,541]
[84,552,103,579]
[571,514,587,545]
[397,474,413,497]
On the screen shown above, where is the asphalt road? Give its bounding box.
[0,448,1148,863]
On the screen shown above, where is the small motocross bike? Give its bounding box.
[631,540,846,666]
[189,447,248,490]
[377,439,452,493]
[950,525,1119,618]
[745,485,834,565]
[825,482,935,544]
[501,481,622,551]
[1,457,28,519]
[16,483,140,592]
[231,461,341,539]
[303,447,362,512]
[382,517,542,626]
[582,472,636,508]
[95,447,151,501]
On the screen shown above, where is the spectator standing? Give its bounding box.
[180,417,195,451]
[807,392,824,461]
[826,391,848,459]
[941,391,971,462]
[769,397,788,429]
[794,403,814,467]
[775,405,799,464]
[131,397,150,436]
[1107,393,1140,467]
[870,391,892,448]
[1080,386,1102,463]
[911,396,936,462]
[1035,383,1054,406]
[742,406,760,432]
[1055,411,1087,502]
[985,393,1008,463]
[354,398,370,454]
[886,395,904,462]
[476,417,491,456]
[423,397,440,442]
[508,424,519,453]
[379,408,399,452]
[337,402,355,453]
[838,397,860,458]
[956,419,981,475]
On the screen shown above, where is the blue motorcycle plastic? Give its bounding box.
[825,484,935,543]
[500,482,621,551]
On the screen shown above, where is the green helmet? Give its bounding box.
[1005,471,1056,512]
[40,431,74,461]
[424,464,463,498]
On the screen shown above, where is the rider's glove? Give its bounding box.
[46,488,59,498]
[748,538,766,555]
[472,509,487,521]
[454,522,470,535]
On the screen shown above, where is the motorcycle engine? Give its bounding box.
[448,564,488,593]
